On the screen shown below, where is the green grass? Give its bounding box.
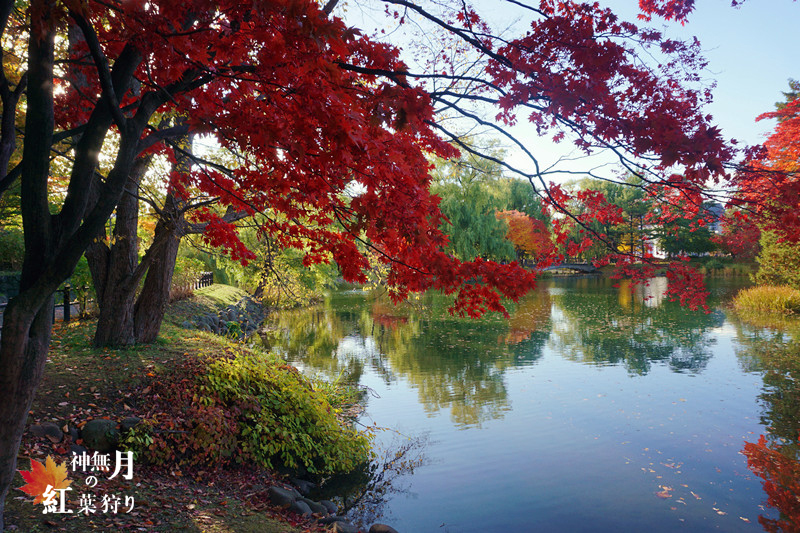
[166,284,251,325]
[734,285,800,315]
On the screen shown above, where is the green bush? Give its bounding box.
[755,231,800,290]
[201,353,371,474]
[0,227,23,270]
[126,347,371,475]
[734,285,800,315]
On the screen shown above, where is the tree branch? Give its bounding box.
[322,0,339,15]
[69,10,126,128]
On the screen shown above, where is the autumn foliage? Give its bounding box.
[49,0,544,318]
[0,0,750,526]
[734,94,800,245]
[743,435,800,532]
[495,210,555,261]
[712,212,761,260]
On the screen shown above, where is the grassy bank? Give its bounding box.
[733,285,800,315]
[4,284,365,532]
[690,258,757,278]
[166,284,253,324]
[573,258,756,278]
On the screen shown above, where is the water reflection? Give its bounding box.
[316,435,428,528]
[260,278,741,428]
[261,290,552,428]
[734,321,800,532]
[732,318,800,450]
[547,277,724,374]
[257,277,800,531]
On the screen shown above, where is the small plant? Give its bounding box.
[225,321,243,339]
[119,421,155,462]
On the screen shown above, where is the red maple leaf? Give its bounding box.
[18,456,72,505]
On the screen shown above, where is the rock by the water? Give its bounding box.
[81,419,120,452]
[320,499,338,515]
[268,485,297,508]
[318,515,348,525]
[299,497,328,515]
[289,499,312,516]
[291,477,316,495]
[330,521,360,533]
[369,525,399,533]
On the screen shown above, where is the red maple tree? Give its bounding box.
[733,93,800,244]
[712,211,761,260]
[0,1,738,527]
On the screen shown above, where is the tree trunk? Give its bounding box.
[133,192,185,343]
[0,10,56,528]
[0,297,53,531]
[86,157,149,346]
[133,131,192,343]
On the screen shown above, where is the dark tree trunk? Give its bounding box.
[0,11,56,528]
[91,133,192,346]
[134,192,185,343]
[87,156,150,346]
[0,297,54,530]
[0,4,203,525]
[0,0,26,201]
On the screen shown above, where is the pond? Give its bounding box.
[259,277,800,532]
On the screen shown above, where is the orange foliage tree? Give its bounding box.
[734,82,800,244]
[495,210,555,263]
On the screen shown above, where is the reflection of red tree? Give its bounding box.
[371,303,408,331]
[500,292,551,345]
[743,435,800,532]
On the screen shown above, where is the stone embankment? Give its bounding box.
[183,294,265,338]
[268,483,399,533]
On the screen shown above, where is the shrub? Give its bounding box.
[733,285,800,315]
[755,230,800,290]
[0,227,24,270]
[125,347,371,475]
[201,353,371,474]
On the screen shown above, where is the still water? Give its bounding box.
[261,277,800,532]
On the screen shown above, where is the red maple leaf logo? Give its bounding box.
[18,456,72,505]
